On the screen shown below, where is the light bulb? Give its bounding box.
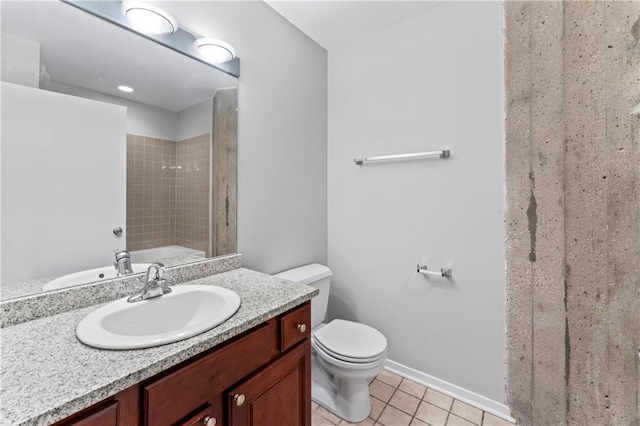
[122,1,178,36]
[195,38,236,64]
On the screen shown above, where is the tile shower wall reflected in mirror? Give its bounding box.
[126,133,211,256]
[126,88,238,263]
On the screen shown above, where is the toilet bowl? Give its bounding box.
[275,264,388,423]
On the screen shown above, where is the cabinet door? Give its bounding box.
[61,402,118,426]
[52,387,138,426]
[227,342,311,426]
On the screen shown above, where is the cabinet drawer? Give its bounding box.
[280,302,311,352]
[144,324,271,426]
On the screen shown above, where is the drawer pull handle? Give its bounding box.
[297,324,307,333]
[234,393,246,406]
[204,416,216,426]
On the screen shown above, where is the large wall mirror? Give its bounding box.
[1,1,238,300]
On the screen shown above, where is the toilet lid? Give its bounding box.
[313,319,387,360]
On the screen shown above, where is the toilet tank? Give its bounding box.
[274,264,332,328]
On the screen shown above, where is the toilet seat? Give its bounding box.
[313,319,387,364]
[312,339,387,370]
[313,338,384,364]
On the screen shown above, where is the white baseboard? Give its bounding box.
[384,359,516,424]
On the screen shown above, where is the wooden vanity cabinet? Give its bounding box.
[144,322,272,426]
[53,302,311,426]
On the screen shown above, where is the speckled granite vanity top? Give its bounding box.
[0,268,317,426]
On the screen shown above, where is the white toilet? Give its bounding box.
[275,264,388,423]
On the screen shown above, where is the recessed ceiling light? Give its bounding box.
[118,85,135,93]
[195,38,236,64]
[121,1,178,36]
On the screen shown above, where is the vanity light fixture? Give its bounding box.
[121,1,178,36]
[117,85,135,93]
[195,38,236,64]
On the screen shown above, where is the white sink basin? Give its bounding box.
[42,264,153,291]
[76,285,241,350]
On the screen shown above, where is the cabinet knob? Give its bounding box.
[234,393,246,406]
[297,323,307,333]
[204,417,216,426]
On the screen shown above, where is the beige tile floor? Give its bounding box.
[311,370,514,426]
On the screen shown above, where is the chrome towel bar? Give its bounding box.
[417,264,452,278]
[354,150,450,165]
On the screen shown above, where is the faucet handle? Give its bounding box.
[114,249,130,260]
[146,263,165,282]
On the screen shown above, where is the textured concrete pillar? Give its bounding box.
[505,2,568,424]
[506,1,640,425]
[212,88,238,257]
[600,4,640,421]
[564,2,640,424]
[505,2,535,422]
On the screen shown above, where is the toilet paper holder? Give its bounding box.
[417,264,453,278]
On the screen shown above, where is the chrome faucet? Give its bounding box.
[114,249,133,276]
[127,263,171,303]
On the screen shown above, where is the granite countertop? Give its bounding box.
[0,268,318,426]
[0,277,51,301]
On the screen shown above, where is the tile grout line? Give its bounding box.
[387,378,422,425]
[400,383,421,420]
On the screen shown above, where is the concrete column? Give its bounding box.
[506,1,640,424]
[505,3,535,422]
[212,88,238,257]
[600,4,640,421]
[505,2,568,424]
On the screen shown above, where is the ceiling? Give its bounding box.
[2,1,444,109]
[264,1,444,51]
[1,1,237,112]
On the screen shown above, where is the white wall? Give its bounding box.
[47,80,179,140]
[160,1,328,273]
[1,33,40,88]
[1,82,126,284]
[177,99,213,141]
[328,1,507,408]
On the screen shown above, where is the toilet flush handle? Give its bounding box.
[297,324,307,333]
